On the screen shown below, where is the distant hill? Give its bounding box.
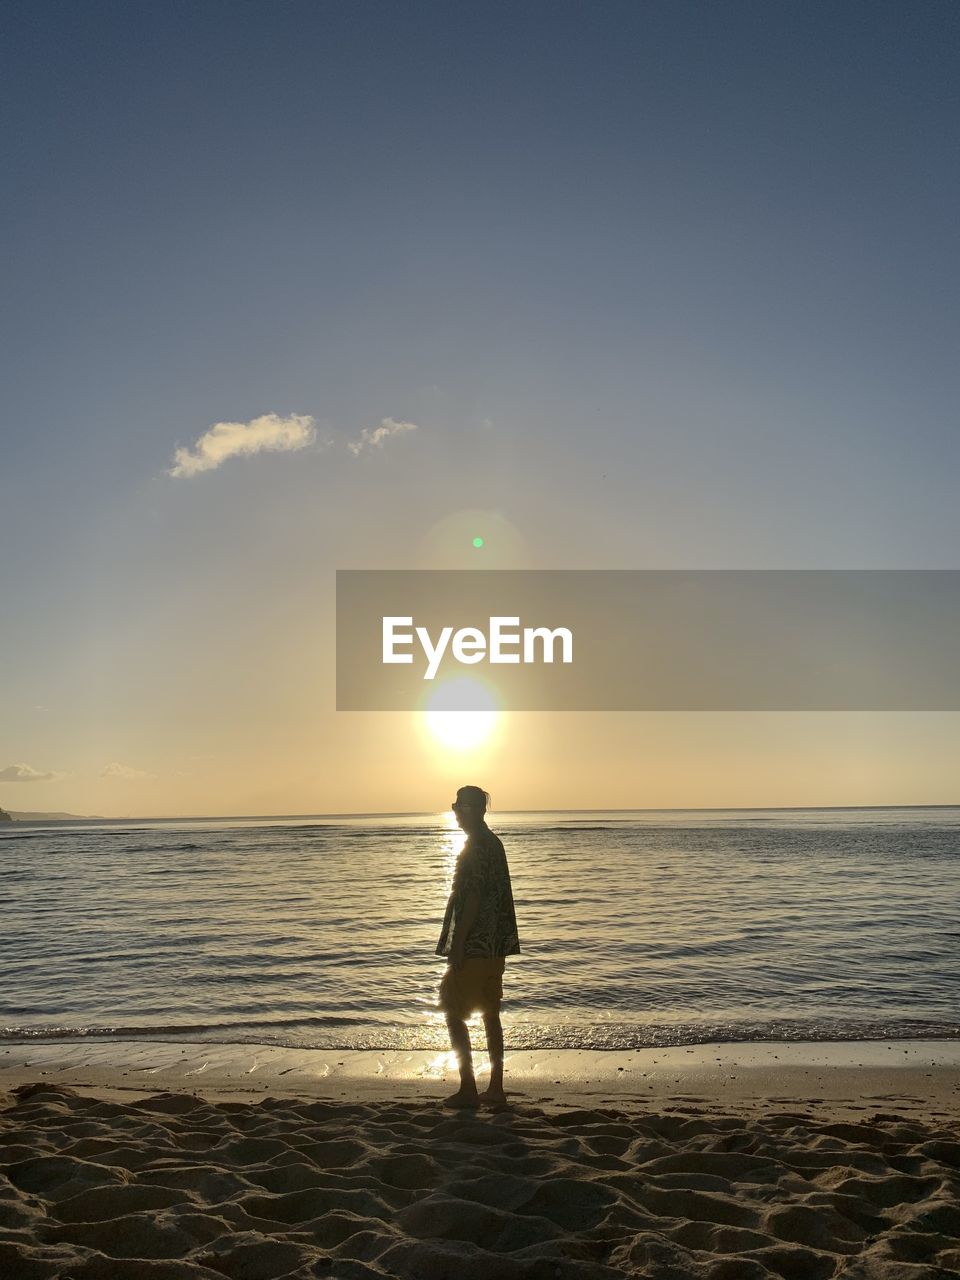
[3,810,103,821]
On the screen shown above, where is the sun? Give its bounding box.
[421,677,500,751]
[426,708,497,750]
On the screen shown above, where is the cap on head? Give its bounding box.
[456,785,490,812]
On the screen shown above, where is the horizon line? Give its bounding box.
[4,801,960,824]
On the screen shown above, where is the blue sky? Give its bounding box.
[2,1,959,814]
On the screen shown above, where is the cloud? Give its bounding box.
[168,413,316,478]
[0,763,60,783]
[100,762,152,780]
[347,417,418,456]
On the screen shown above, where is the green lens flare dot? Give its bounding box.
[472,536,484,548]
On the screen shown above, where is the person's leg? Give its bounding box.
[443,1012,480,1106]
[480,1011,505,1103]
[439,965,481,1106]
[479,958,507,1104]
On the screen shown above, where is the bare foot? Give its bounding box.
[480,1086,507,1106]
[443,1086,480,1108]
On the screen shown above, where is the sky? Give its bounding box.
[2,0,959,816]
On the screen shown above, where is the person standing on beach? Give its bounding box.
[436,785,520,1108]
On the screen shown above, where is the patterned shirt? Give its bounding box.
[435,824,521,959]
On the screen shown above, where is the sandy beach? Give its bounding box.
[2,1040,958,1278]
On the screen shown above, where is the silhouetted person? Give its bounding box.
[436,785,520,1107]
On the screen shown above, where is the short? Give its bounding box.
[438,955,506,1019]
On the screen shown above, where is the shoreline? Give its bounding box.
[3,1036,959,1117]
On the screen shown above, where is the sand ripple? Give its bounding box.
[2,1084,959,1278]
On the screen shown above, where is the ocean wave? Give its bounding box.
[3,1018,959,1053]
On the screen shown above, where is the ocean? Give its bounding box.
[2,807,958,1052]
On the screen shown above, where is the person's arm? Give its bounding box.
[450,843,487,967]
[450,888,481,968]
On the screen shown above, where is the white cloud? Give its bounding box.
[168,413,316,478]
[347,417,418,456]
[0,763,60,783]
[100,762,152,780]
